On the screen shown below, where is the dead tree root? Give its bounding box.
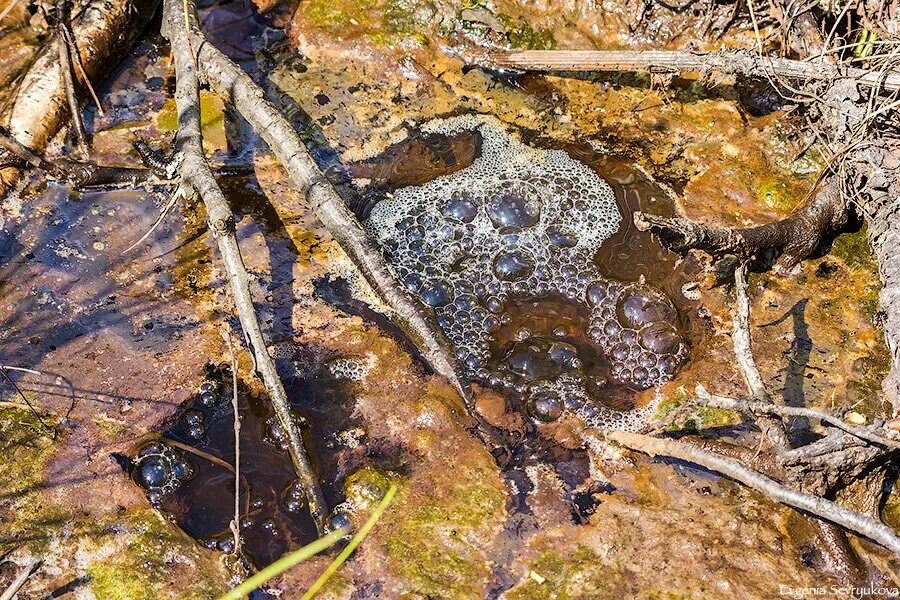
[633,179,850,274]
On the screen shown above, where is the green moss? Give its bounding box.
[655,392,739,432]
[344,466,396,510]
[86,510,227,600]
[316,573,355,599]
[302,0,371,29]
[831,227,876,271]
[505,544,624,599]
[385,466,505,597]
[0,405,57,503]
[755,177,793,211]
[498,15,556,50]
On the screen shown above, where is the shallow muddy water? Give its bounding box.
[119,114,701,569]
[3,0,893,597]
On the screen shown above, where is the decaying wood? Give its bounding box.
[183,1,471,404]
[161,0,327,533]
[605,430,900,556]
[633,180,849,274]
[0,0,157,194]
[475,48,900,92]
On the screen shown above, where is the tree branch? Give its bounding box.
[161,0,327,532]
[184,4,471,404]
[634,179,848,274]
[732,262,791,451]
[473,49,900,92]
[605,430,900,556]
[694,386,900,451]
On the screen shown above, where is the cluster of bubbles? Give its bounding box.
[131,441,195,506]
[325,468,392,540]
[263,412,308,453]
[282,478,309,513]
[326,355,376,381]
[364,115,687,431]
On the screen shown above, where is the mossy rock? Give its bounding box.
[85,510,228,600]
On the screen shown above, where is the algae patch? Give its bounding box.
[84,510,228,600]
[384,464,506,597]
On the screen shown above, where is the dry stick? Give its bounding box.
[0,558,41,600]
[0,127,63,176]
[56,0,89,159]
[732,262,790,451]
[220,328,242,556]
[605,430,900,556]
[160,0,327,532]
[188,7,471,404]
[693,385,900,451]
[476,49,900,93]
[0,0,23,23]
[60,16,104,116]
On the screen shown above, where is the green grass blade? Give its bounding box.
[300,484,398,600]
[217,527,349,600]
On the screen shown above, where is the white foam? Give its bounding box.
[364,115,685,432]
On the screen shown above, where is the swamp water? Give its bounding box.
[127,115,699,569]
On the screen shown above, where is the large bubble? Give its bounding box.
[364,115,688,432]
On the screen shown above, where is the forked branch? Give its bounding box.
[180,0,471,404]
[161,0,326,532]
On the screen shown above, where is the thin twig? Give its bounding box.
[165,438,236,473]
[605,430,900,556]
[220,328,242,557]
[732,263,768,400]
[125,187,182,252]
[694,385,900,451]
[0,558,41,600]
[56,0,90,159]
[0,127,63,176]
[0,367,54,434]
[0,0,23,23]
[60,22,105,116]
[732,262,790,451]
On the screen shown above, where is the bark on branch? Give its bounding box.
[694,386,900,451]
[731,262,790,451]
[605,430,900,556]
[161,0,327,532]
[184,4,471,402]
[474,49,900,92]
[634,180,848,274]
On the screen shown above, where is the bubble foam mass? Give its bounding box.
[365,115,687,431]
